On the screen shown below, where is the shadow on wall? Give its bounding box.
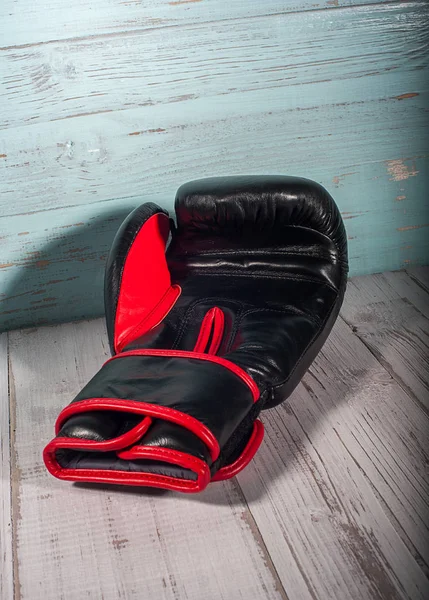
[0,208,132,332]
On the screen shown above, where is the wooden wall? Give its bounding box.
[0,0,428,331]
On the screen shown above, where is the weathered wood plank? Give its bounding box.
[0,202,134,332]
[237,317,429,599]
[2,96,427,219]
[0,0,398,48]
[0,2,427,329]
[8,320,285,600]
[0,333,13,600]
[3,3,427,131]
[1,150,428,332]
[407,266,429,292]
[340,270,429,411]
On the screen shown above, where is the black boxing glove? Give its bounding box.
[43,176,348,493]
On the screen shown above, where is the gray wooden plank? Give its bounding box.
[237,316,429,599]
[8,319,286,600]
[0,0,397,48]
[340,270,429,411]
[0,333,13,599]
[406,266,429,293]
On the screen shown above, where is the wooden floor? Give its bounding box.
[1,268,428,600]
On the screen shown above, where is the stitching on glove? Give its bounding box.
[183,270,339,292]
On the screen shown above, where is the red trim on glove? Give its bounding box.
[53,398,220,462]
[212,419,264,482]
[193,307,225,355]
[114,212,181,353]
[52,415,151,452]
[43,443,210,493]
[116,446,210,491]
[106,349,260,403]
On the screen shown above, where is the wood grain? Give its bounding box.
[237,316,429,599]
[0,333,13,600]
[0,154,427,332]
[6,271,429,599]
[340,269,429,411]
[407,266,429,292]
[0,1,428,328]
[0,202,134,332]
[3,3,427,130]
[0,0,396,48]
[8,320,286,600]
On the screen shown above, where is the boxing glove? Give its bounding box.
[43,176,348,493]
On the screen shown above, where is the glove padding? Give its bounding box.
[44,176,348,493]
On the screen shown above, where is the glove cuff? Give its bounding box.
[43,350,262,493]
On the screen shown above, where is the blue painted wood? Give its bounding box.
[1,0,395,47]
[0,1,428,330]
[1,156,427,331]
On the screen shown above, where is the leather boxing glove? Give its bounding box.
[43,176,348,493]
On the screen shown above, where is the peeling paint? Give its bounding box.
[0,262,14,269]
[342,212,364,220]
[397,223,428,232]
[57,222,85,229]
[332,172,356,186]
[128,128,166,136]
[18,232,29,236]
[169,93,197,103]
[169,0,203,5]
[395,92,419,101]
[112,537,129,551]
[66,247,89,254]
[53,109,114,121]
[385,159,419,182]
[0,154,7,158]
[395,196,406,202]
[35,260,50,268]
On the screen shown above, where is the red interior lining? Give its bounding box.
[114,212,181,353]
